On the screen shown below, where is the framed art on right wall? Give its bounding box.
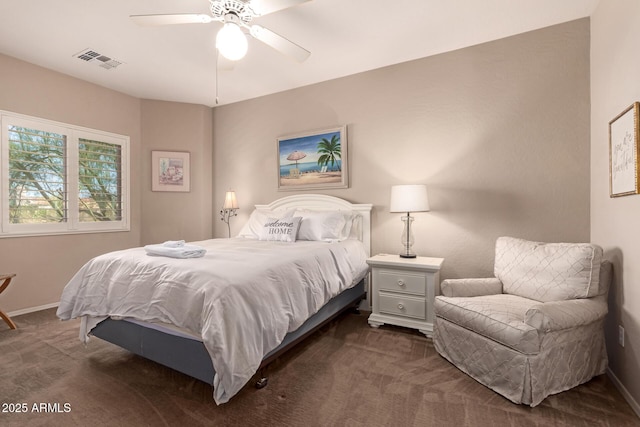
[609,102,640,197]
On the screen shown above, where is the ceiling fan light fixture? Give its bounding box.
[216,22,248,61]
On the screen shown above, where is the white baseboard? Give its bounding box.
[607,367,640,418]
[8,302,59,318]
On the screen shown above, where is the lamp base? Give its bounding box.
[399,213,417,259]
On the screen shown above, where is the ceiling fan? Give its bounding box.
[130,0,311,62]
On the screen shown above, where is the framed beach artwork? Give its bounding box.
[277,125,348,191]
[151,151,191,192]
[609,102,640,197]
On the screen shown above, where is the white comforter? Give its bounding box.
[56,238,368,404]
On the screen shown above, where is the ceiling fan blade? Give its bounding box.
[250,25,310,62]
[249,0,311,16]
[130,14,214,26]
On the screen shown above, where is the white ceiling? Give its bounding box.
[0,0,599,107]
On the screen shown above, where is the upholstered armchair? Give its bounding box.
[433,236,611,407]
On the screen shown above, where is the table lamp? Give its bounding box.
[390,184,430,258]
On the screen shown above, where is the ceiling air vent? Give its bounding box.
[73,48,123,70]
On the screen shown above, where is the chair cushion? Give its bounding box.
[435,294,541,354]
[494,236,603,302]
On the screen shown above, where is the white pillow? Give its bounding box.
[294,209,352,242]
[258,217,302,242]
[237,209,294,239]
[347,213,362,240]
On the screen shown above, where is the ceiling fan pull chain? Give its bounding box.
[215,49,220,105]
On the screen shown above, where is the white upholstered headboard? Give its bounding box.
[255,194,373,257]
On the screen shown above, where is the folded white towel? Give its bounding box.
[163,240,185,248]
[144,243,206,259]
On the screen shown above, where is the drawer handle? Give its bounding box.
[397,280,405,287]
[397,303,405,310]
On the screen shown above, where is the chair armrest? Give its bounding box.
[524,296,608,332]
[440,278,503,297]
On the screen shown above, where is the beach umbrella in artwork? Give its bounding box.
[286,150,307,168]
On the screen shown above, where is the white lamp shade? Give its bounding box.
[390,185,430,213]
[216,23,248,61]
[223,191,239,209]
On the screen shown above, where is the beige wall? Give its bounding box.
[140,100,213,245]
[0,54,142,313]
[213,19,591,281]
[591,1,640,412]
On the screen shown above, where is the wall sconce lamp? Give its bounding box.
[390,184,430,258]
[220,190,239,238]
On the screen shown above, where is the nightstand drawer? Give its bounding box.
[378,293,426,320]
[378,270,426,296]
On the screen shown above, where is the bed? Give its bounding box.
[56,194,372,404]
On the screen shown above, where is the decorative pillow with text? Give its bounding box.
[237,208,295,239]
[259,217,302,242]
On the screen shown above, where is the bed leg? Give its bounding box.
[255,368,269,389]
[350,300,363,315]
[255,376,268,389]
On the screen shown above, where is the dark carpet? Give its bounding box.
[0,309,638,427]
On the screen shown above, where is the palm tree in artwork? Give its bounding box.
[317,135,341,171]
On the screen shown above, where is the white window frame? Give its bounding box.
[0,111,130,237]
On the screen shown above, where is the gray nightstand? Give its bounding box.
[367,254,444,337]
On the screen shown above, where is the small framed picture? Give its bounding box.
[277,125,348,191]
[151,151,190,192]
[609,102,640,197]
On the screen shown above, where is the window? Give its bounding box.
[1,111,129,237]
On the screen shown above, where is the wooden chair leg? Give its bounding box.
[0,310,16,329]
[0,274,16,329]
